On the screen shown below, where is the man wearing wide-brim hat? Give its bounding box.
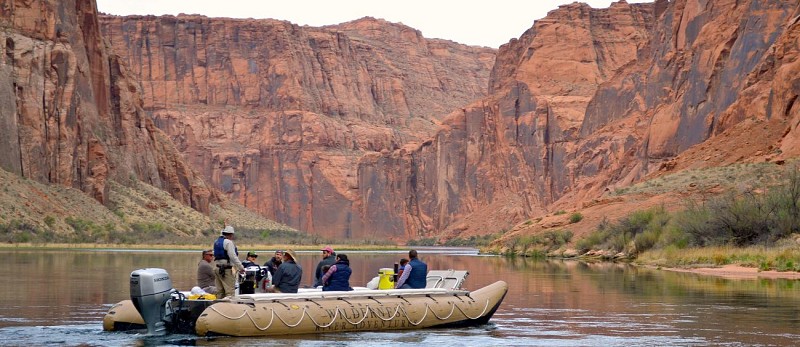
[212,223,244,298]
[266,249,303,293]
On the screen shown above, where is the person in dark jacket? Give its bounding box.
[395,250,427,289]
[313,246,336,287]
[262,250,283,276]
[321,254,353,292]
[240,251,263,294]
[266,249,302,293]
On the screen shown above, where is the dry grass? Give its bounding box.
[609,161,789,197]
[636,243,800,271]
[0,168,297,244]
[0,169,121,235]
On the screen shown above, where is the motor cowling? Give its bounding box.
[130,268,174,335]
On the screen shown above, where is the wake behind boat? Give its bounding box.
[103,268,507,337]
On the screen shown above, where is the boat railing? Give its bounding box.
[425,270,469,290]
[231,287,469,302]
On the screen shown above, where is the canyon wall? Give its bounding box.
[0,0,215,213]
[95,0,800,240]
[99,14,495,239]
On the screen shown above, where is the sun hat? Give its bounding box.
[221,225,235,234]
[284,249,297,261]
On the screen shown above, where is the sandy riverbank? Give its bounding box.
[661,264,800,280]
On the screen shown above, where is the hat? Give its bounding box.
[284,249,297,261]
[247,251,258,258]
[274,250,283,254]
[221,225,235,234]
[320,246,334,253]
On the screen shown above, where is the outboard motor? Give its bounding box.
[130,268,174,335]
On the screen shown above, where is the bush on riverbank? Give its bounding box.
[577,166,800,269]
[502,229,574,257]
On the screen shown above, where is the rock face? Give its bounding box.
[0,0,215,213]
[362,1,658,238]
[99,14,495,239]
[94,0,800,241]
[574,0,800,199]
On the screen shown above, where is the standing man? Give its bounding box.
[313,246,336,287]
[267,249,302,293]
[395,250,428,289]
[213,224,244,298]
[196,249,217,294]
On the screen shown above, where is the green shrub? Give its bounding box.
[507,229,573,256]
[578,206,670,254]
[44,216,55,228]
[408,237,437,246]
[672,166,800,248]
[442,233,500,247]
[569,213,583,224]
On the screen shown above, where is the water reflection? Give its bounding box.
[0,249,799,346]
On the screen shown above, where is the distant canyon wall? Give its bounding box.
[0,0,215,213]
[96,0,800,240]
[99,14,495,239]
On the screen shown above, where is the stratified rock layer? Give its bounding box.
[100,14,495,239]
[0,0,215,213]
[96,0,800,241]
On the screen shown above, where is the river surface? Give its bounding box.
[0,248,799,346]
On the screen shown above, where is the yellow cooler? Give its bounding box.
[378,268,395,290]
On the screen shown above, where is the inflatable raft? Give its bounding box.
[103,268,507,337]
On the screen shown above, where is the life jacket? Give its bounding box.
[406,258,428,289]
[213,236,237,261]
[323,261,353,291]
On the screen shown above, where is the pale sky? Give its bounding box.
[96,1,653,48]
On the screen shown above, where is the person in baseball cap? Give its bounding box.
[314,246,336,287]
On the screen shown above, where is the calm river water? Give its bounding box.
[0,248,798,346]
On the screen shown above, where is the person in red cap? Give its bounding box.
[313,246,336,287]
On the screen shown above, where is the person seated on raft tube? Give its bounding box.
[397,258,408,279]
[262,250,283,277]
[395,249,427,289]
[320,253,353,291]
[265,249,302,293]
[313,246,336,287]
[240,251,265,294]
[241,251,260,268]
[196,249,218,294]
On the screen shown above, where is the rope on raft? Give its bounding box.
[207,298,491,330]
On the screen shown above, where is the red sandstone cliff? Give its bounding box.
[359,1,658,238]
[99,14,495,239]
[405,0,800,238]
[0,0,215,213]
[94,0,800,242]
[571,0,800,202]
